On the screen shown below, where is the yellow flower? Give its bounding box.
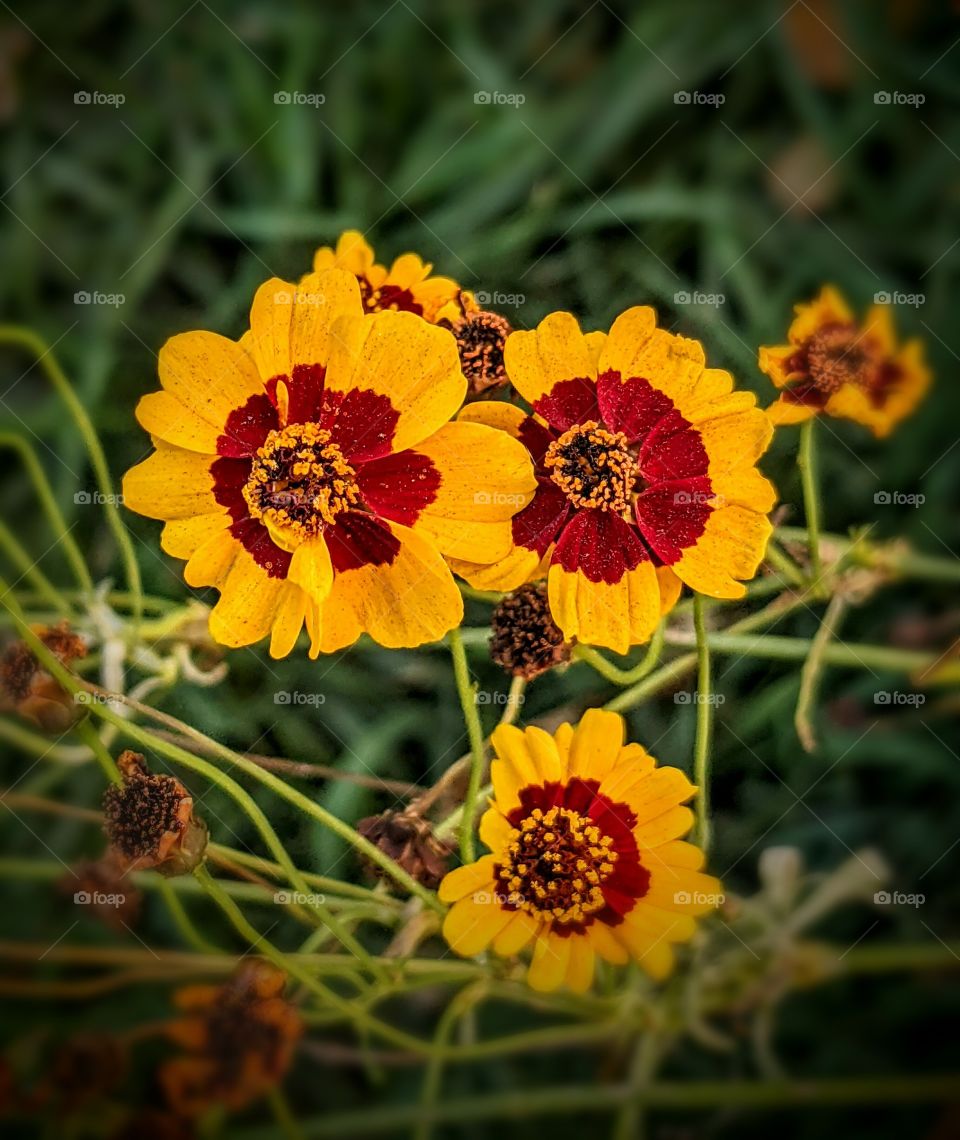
[123,268,535,656]
[311,229,467,323]
[448,307,775,653]
[439,709,722,993]
[759,285,930,438]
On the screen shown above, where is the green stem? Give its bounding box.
[613,1031,663,1140]
[158,878,224,955]
[0,326,143,624]
[416,982,488,1140]
[572,622,665,686]
[267,1088,306,1140]
[794,594,848,752]
[0,520,70,613]
[762,539,806,588]
[776,527,960,586]
[0,432,94,595]
[73,718,121,784]
[193,865,436,1055]
[448,627,487,863]
[692,596,713,854]
[797,418,824,587]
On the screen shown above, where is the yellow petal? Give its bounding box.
[438,855,498,904]
[123,444,216,521]
[160,512,229,560]
[184,529,240,589]
[766,398,818,427]
[568,708,625,782]
[526,932,571,993]
[269,582,308,659]
[442,894,510,957]
[492,911,540,956]
[289,268,363,368]
[788,285,853,344]
[669,506,773,598]
[207,550,286,649]
[478,807,514,854]
[565,937,596,993]
[325,310,465,453]
[503,311,595,406]
[547,559,661,654]
[287,538,334,606]
[247,277,296,380]
[458,400,527,437]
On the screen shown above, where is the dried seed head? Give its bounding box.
[0,622,86,733]
[490,582,570,680]
[161,960,302,1116]
[357,809,453,890]
[446,308,513,395]
[102,752,207,877]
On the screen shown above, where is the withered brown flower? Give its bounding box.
[102,752,207,877]
[445,307,512,396]
[0,622,86,733]
[490,582,570,680]
[357,809,453,890]
[160,960,302,1116]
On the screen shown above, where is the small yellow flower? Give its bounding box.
[439,709,722,993]
[311,229,467,323]
[759,285,930,438]
[123,268,536,656]
[449,307,776,654]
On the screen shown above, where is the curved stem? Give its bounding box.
[0,520,70,613]
[692,595,713,854]
[158,877,224,955]
[794,593,848,752]
[448,627,487,864]
[73,718,121,784]
[572,622,665,686]
[0,432,93,594]
[798,418,824,588]
[0,326,143,624]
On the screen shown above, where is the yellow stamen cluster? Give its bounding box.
[497,805,618,926]
[545,421,636,512]
[806,325,881,395]
[243,422,359,543]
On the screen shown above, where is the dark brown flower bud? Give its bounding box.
[103,752,207,877]
[446,308,513,395]
[0,622,86,733]
[357,809,453,890]
[490,582,570,680]
[59,851,143,930]
[161,960,301,1116]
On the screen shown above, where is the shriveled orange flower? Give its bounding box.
[123,267,535,655]
[0,622,86,732]
[759,285,930,437]
[160,960,301,1116]
[449,308,775,653]
[312,230,465,323]
[439,709,721,993]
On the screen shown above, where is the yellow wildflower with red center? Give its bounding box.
[439,709,721,993]
[450,308,776,653]
[759,285,930,437]
[311,229,466,322]
[123,268,535,656]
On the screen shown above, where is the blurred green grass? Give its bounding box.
[2,1,959,1136]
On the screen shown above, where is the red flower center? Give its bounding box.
[806,323,880,394]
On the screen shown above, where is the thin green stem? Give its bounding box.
[267,1088,307,1140]
[416,982,488,1140]
[0,432,94,595]
[692,596,713,854]
[794,594,848,752]
[73,718,121,784]
[572,622,665,686]
[798,418,824,587]
[448,627,487,864]
[0,520,70,613]
[158,877,224,954]
[0,326,143,624]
